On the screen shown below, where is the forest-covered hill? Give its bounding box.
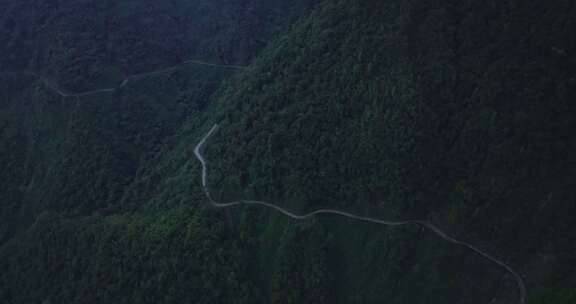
[1,0,575,303]
[0,0,317,243]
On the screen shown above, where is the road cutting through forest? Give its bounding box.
[194,123,528,304]
[4,59,246,98]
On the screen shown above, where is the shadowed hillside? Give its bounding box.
[1,0,575,303]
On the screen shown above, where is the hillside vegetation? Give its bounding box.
[1,0,575,303]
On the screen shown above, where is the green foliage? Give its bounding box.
[529,288,576,304]
[0,208,258,304]
[1,0,575,303]
[0,62,232,244]
[198,0,576,302]
[0,0,319,92]
[267,221,331,304]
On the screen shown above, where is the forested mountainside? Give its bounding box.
[0,0,317,243]
[1,0,575,303]
[0,0,317,92]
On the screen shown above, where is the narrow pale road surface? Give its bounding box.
[3,60,246,98]
[194,123,527,304]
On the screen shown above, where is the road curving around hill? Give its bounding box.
[3,59,246,98]
[193,123,528,304]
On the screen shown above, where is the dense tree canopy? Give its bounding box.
[1,0,574,303]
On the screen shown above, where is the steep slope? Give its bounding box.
[0,1,321,303]
[0,63,233,244]
[188,0,575,302]
[1,0,575,303]
[0,0,320,243]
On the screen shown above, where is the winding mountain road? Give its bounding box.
[194,123,528,304]
[4,59,246,98]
